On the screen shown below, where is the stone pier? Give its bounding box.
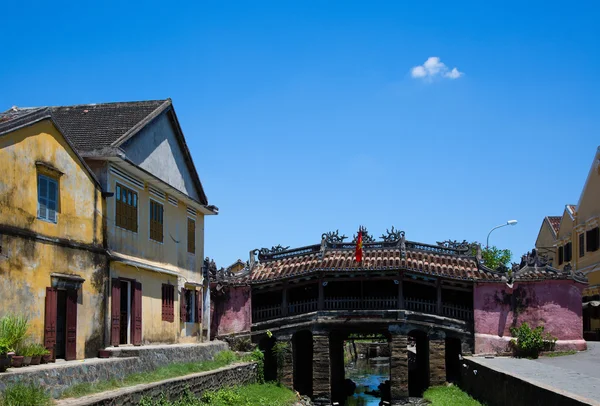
[390,335,409,399]
[429,338,446,387]
[312,335,331,404]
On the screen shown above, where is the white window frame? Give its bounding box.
[38,174,58,223]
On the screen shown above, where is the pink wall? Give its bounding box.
[474,280,586,354]
[211,285,252,338]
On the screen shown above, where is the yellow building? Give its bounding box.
[0,108,107,360]
[535,215,561,264]
[540,147,600,337]
[5,99,218,348]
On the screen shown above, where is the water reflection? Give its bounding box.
[345,356,390,406]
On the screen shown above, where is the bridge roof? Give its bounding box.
[244,230,588,285]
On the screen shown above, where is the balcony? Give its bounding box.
[252,296,473,323]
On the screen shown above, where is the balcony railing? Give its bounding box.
[252,297,473,323]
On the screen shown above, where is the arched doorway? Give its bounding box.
[408,330,429,396]
[445,336,462,383]
[292,330,313,396]
[258,335,277,382]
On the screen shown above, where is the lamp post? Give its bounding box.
[486,220,518,248]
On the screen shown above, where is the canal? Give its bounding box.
[344,350,390,405]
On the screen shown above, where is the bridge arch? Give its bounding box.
[292,330,313,396]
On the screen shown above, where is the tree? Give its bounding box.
[471,242,512,270]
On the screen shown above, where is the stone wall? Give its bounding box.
[459,357,589,406]
[57,362,257,406]
[0,341,228,398]
[473,280,586,354]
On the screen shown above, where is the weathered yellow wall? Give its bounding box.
[0,120,106,359]
[535,220,557,263]
[110,262,179,344]
[0,121,103,244]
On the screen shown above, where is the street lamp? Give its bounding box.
[486,220,518,248]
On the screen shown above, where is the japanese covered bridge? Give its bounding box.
[209,227,587,405]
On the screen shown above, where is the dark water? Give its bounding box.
[344,356,390,406]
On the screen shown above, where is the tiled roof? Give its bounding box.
[48,100,168,152]
[0,107,49,135]
[546,216,561,234]
[567,204,577,214]
[2,100,167,151]
[249,244,496,283]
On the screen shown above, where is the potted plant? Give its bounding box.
[11,347,24,368]
[29,344,47,365]
[41,346,52,364]
[0,315,29,357]
[22,344,33,367]
[0,340,11,372]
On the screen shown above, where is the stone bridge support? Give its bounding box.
[280,337,294,389]
[312,334,331,404]
[390,334,409,399]
[429,331,446,387]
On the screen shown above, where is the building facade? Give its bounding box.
[2,99,218,352]
[541,147,600,338]
[0,109,107,360]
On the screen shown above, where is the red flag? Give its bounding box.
[355,230,363,263]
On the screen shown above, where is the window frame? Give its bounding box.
[564,242,572,263]
[115,183,139,233]
[558,245,564,265]
[149,199,164,243]
[184,288,196,323]
[187,217,196,255]
[161,284,174,322]
[579,233,585,258]
[587,227,600,253]
[37,174,59,223]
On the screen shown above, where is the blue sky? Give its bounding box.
[2,1,599,267]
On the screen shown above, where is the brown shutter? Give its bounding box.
[133,282,142,345]
[180,288,187,322]
[44,287,58,361]
[196,289,202,325]
[65,289,77,361]
[111,279,121,346]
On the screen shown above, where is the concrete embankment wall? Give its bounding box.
[57,362,257,406]
[0,341,228,398]
[459,357,592,406]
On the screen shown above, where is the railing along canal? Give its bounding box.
[253,298,473,322]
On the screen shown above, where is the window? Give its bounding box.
[149,200,164,242]
[115,184,138,232]
[580,233,585,257]
[181,288,196,323]
[38,175,58,223]
[161,284,174,322]
[558,246,564,265]
[187,218,195,254]
[587,227,600,252]
[564,242,572,263]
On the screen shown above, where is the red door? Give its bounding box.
[65,289,77,361]
[133,282,142,345]
[111,279,121,346]
[44,288,57,361]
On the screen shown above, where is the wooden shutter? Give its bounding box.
[111,279,121,346]
[180,288,187,322]
[187,218,195,254]
[44,287,58,361]
[65,289,77,361]
[133,282,142,345]
[161,285,166,321]
[196,289,202,325]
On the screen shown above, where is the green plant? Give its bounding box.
[271,342,290,384]
[0,339,12,355]
[0,383,52,406]
[510,322,556,359]
[26,344,50,357]
[0,315,29,351]
[242,348,265,383]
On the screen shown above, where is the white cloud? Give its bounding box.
[410,57,463,81]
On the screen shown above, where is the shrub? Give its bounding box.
[242,348,265,383]
[0,340,11,355]
[510,323,556,359]
[271,342,290,384]
[0,383,52,406]
[0,315,29,351]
